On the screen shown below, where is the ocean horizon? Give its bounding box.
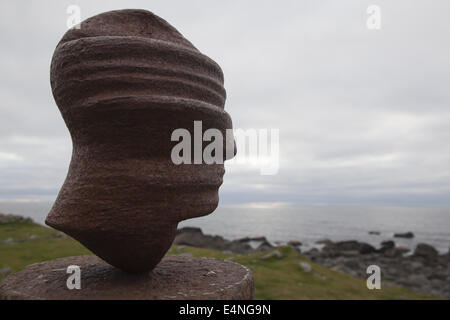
[1,200,448,254]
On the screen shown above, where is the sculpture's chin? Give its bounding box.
[45,166,223,272]
[46,214,178,273]
[78,224,178,273]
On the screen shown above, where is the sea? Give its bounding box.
[1,201,449,254]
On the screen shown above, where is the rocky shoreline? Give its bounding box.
[2,213,449,298]
[304,240,449,298]
[0,213,33,225]
[175,227,450,298]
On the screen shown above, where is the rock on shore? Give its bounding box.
[393,232,415,238]
[175,227,449,298]
[0,213,33,224]
[174,227,274,254]
[304,239,449,298]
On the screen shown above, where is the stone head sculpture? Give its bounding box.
[46,9,235,273]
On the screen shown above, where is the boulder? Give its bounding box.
[174,227,253,254]
[323,240,376,255]
[261,250,283,260]
[395,247,410,255]
[230,236,274,253]
[378,240,395,253]
[316,239,333,245]
[287,240,302,247]
[304,248,320,261]
[256,240,274,252]
[228,240,254,254]
[384,247,410,258]
[409,260,423,271]
[334,240,363,251]
[394,232,414,238]
[234,237,251,243]
[0,213,32,225]
[299,262,312,272]
[381,240,395,248]
[343,259,363,270]
[174,227,210,246]
[249,236,268,242]
[359,243,377,254]
[439,249,450,265]
[413,243,438,259]
[236,236,268,243]
[177,227,201,234]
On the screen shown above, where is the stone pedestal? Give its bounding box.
[0,255,254,300]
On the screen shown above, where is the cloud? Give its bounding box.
[1,0,450,205]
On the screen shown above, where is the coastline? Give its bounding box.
[1,201,449,253]
[0,215,450,299]
[174,227,450,298]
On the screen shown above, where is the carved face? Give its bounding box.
[46,9,235,272]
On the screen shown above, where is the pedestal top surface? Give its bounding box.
[0,255,253,300]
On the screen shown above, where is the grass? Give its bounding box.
[0,221,91,273]
[0,221,439,299]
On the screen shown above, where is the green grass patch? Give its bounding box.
[0,221,91,275]
[169,245,435,299]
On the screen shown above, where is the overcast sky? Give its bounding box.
[1,0,449,206]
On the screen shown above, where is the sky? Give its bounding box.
[0,0,450,206]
